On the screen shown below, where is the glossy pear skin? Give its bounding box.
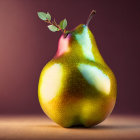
[38,24,117,127]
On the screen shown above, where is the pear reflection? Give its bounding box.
[39,64,63,102]
[78,64,110,95]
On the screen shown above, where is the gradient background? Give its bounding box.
[0,0,139,115]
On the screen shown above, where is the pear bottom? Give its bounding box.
[38,62,116,127]
[40,94,115,128]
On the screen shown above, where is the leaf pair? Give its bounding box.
[37,12,51,21]
[48,19,67,32]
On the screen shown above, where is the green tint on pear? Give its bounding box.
[38,10,117,128]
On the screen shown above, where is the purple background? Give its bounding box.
[0,0,139,115]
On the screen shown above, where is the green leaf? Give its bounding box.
[46,12,51,21]
[59,19,67,29]
[37,12,47,20]
[37,12,51,21]
[48,25,59,32]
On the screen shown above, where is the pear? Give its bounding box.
[38,11,117,127]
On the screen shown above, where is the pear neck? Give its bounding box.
[55,25,105,65]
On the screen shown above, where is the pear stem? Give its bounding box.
[86,10,96,26]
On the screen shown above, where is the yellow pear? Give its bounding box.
[38,10,117,127]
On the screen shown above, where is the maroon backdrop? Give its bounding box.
[0,0,139,114]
